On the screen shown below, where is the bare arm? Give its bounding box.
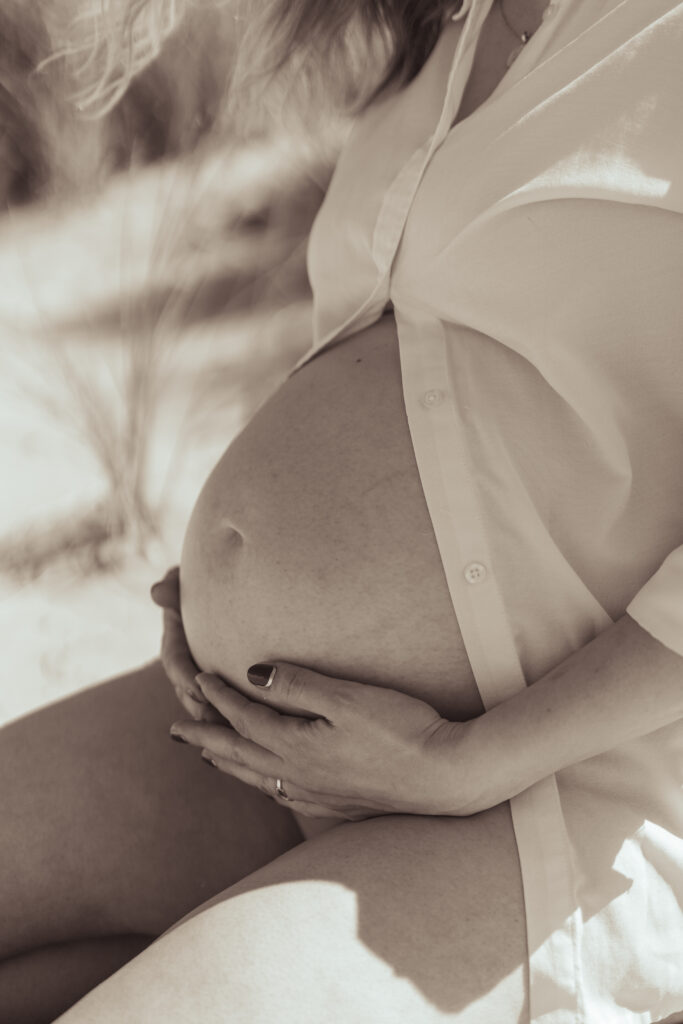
[168,613,683,820]
[453,614,683,815]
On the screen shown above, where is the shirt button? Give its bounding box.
[421,389,444,408]
[464,562,487,584]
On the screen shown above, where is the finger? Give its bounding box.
[197,674,316,755]
[202,756,348,819]
[174,687,223,723]
[284,802,348,819]
[161,608,206,706]
[161,607,193,667]
[172,720,284,778]
[150,566,181,612]
[246,661,364,721]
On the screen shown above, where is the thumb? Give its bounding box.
[246,661,356,721]
[150,566,180,611]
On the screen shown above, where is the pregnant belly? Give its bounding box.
[180,314,481,722]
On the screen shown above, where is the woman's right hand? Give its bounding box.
[151,566,218,722]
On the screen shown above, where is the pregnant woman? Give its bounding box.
[2,1,683,1021]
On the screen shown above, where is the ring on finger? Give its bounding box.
[275,777,293,802]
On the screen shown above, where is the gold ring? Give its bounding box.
[275,777,293,801]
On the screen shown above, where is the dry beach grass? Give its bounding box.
[0,0,346,726]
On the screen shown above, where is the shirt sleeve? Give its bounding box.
[626,546,683,658]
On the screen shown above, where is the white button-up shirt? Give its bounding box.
[295,1,683,1020]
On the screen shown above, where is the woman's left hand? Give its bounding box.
[170,663,474,820]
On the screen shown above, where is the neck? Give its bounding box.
[500,0,550,37]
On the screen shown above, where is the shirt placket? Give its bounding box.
[388,2,584,1018]
[397,306,583,1022]
[371,0,488,275]
[291,0,489,375]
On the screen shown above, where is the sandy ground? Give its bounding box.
[0,141,315,728]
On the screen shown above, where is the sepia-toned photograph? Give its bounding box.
[1,1,682,1021]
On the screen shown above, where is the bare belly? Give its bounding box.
[180,314,481,722]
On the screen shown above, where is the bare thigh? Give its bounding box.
[0,659,302,959]
[55,807,529,1024]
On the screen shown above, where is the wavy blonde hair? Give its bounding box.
[47,0,458,123]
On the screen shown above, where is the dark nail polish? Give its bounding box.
[247,663,276,687]
[170,732,188,744]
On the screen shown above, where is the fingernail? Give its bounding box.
[188,691,207,705]
[247,663,276,687]
[201,753,217,768]
[170,731,188,744]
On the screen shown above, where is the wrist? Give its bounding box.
[434,717,489,816]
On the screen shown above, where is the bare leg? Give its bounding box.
[1,936,152,1024]
[0,660,303,1016]
[54,807,530,1024]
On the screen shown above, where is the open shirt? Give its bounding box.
[296,1,683,1020]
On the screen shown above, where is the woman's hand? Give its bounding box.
[169,663,474,820]
[150,567,219,723]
